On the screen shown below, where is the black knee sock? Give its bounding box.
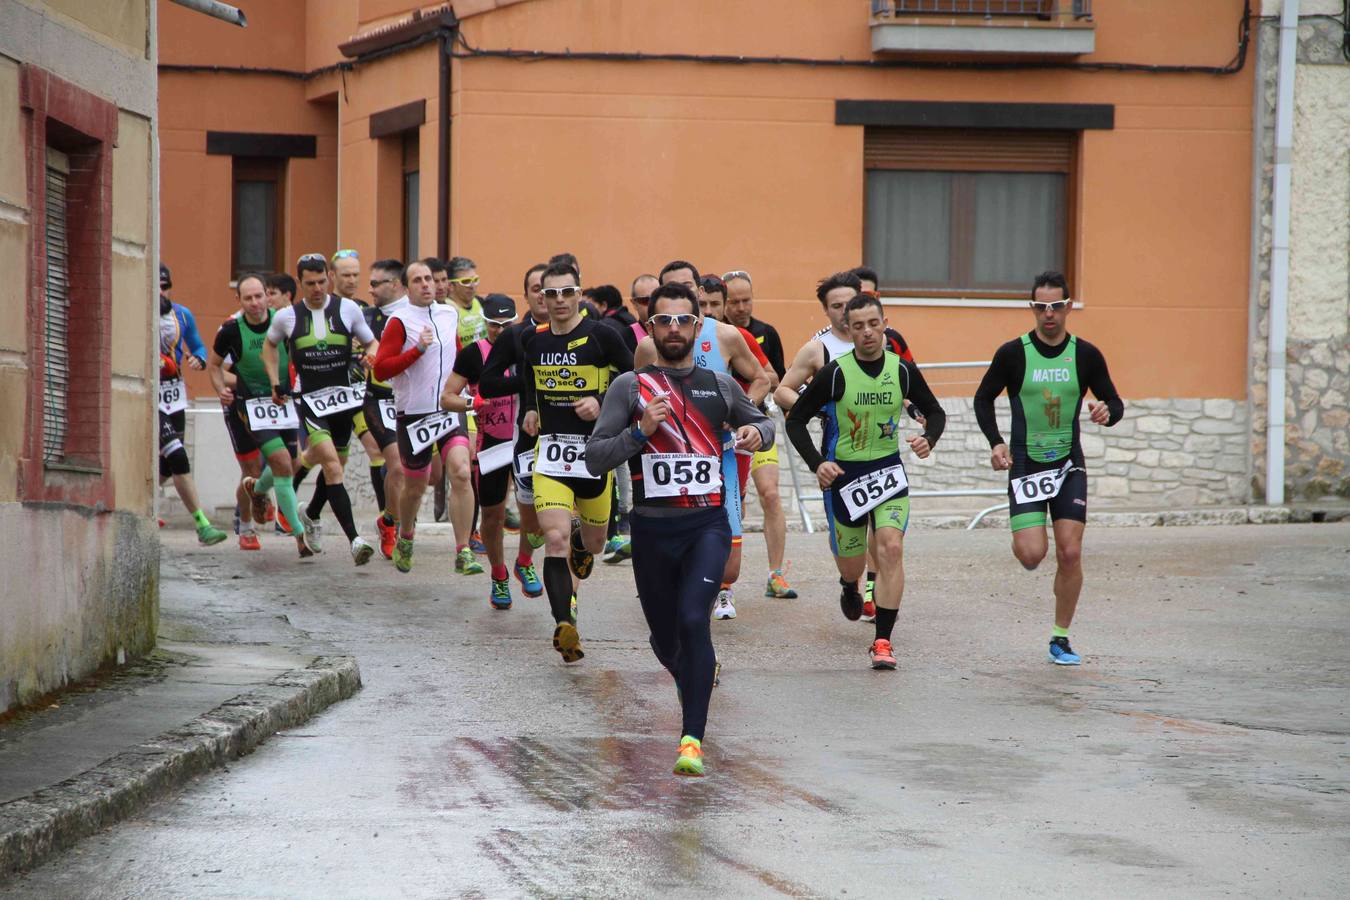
[307,472,329,519]
[326,482,359,542]
[875,606,898,642]
[292,465,311,491]
[866,570,877,590]
[371,464,386,512]
[607,481,619,539]
[543,556,573,624]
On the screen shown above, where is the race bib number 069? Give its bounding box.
[534,434,597,480]
[244,396,298,431]
[840,464,909,520]
[1010,459,1073,503]
[304,383,366,415]
[158,379,187,415]
[641,453,721,498]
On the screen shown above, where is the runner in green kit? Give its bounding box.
[973,271,1125,665]
[786,294,945,669]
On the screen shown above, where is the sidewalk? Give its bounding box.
[0,552,362,875]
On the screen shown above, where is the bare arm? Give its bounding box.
[206,349,232,403]
[718,323,770,405]
[773,340,823,411]
[262,337,282,400]
[439,372,471,413]
[633,335,657,370]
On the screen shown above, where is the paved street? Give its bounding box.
[8,522,1350,898]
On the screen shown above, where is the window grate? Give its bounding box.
[43,156,70,464]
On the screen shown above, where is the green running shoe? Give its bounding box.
[393,537,414,573]
[765,568,798,599]
[455,546,484,575]
[569,593,578,625]
[196,522,228,546]
[526,531,546,550]
[490,578,512,610]
[673,736,704,777]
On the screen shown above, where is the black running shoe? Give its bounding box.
[839,580,864,621]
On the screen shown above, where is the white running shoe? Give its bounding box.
[350,536,375,566]
[299,510,323,554]
[713,590,736,620]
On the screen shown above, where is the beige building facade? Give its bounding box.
[0,0,160,714]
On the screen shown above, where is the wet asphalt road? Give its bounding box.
[8,522,1350,898]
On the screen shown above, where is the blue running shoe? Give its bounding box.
[1048,636,1082,666]
[469,531,488,555]
[490,578,512,610]
[514,561,543,597]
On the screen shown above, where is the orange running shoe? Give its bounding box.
[238,531,262,551]
[240,477,267,524]
[264,498,276,523]
[673,736,705,777]
[376,516,397,560]
[869,638,897,670]
[275,507,295,536]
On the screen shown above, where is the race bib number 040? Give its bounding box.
[840,464,909,520]
[534,434,597,480]
[641,453,721,498]
[304,383,366,415]
[159,379,187,415]
[244,396,298,431]
[407,410,459,455]
[1010,459,1073,503]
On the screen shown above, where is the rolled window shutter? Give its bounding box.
[865,128,1074,173]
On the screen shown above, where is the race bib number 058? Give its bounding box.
[534,434,597,480]
[840,464,909,520]
[158,378,187,415]
[244,396,298,431]
[1010,459,1073,503]
[304,383,366,415]
[641,453,721,498]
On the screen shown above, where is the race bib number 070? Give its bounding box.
[534,434,597,480]
[244,396,298,431]
[840,464,909,520]
[1010,459,1073,503]
[159,379,187,415]
[641,453,721,498]
[407,410,459,455]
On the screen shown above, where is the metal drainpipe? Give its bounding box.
[438,30,452,260]
[1266,0,1299,505]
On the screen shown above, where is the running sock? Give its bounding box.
[720,582,731,591]
[307,473,329,520]
[866,570,877,589]
[192,509,210,529]
[875,606,898,642]
[543,556,574,623]
[516,548,533,567]
[273,479,302,537]
[254,465,275,495]
[326,482,359,541]
[491,564,508,581]
[292,465,311,490]
[1052,625,1070,639]
[381,512,396,527]
[456,543,468,554]
[370,463,386,512]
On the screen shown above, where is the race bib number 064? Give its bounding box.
[840,464,909,520]
[534,434,597,480]
[244,396,298,431]
[641,453,721,498]
[1010,459,1073,503]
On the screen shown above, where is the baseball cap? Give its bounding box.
[481,293,517,322]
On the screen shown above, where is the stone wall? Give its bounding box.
[1250,13,1350,501]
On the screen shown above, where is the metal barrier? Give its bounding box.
[776,360,1011,532]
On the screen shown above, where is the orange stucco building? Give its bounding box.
[160,0,1262,507]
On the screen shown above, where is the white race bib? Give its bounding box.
[515,449,535,478]
[244,396,299,431]
[840,463,909,520]
[641,453,722,498]
[406,410,460,455]
[378,398,397,431]
[158,378,187,415]
[534,433,597,480]
[1010,459,1073,504]
[477,440,514,474]
[304,383,366,415]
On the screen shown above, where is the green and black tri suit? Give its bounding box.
[973,330,1124,531]
[214,310,296,458]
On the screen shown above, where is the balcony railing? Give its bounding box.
[871,0,1093,20]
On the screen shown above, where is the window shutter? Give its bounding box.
[43,149,71,464]
[865,128,1074,173]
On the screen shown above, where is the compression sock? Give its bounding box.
[491,564,508,581]
[381,511,397,527]
[306,473,329,520]
[192,509,210,529]
[543,557,574,624]
[370,462,386,512]
[875,607,899,642]
[516,548,533,567]
[273,480,302,536]
[254,465,275,496]
[326,482,359,541]
[1052,625,1070,639]
[292,465,311,491]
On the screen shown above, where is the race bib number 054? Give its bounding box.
[641,453,721,498]
[304,383,366,415]
[534,434,597,480]
[840,464,909,520]
[1010,459,1073,503]
[244,396,298,431]
[159,379,187,415]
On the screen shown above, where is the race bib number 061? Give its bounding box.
[304,383,366,415]
[641,453,721,498]
[534,434,597,480]
[1010,459,1073,503]
[840,464,909,520]
[244,396,298,431]
[158,379,187,415]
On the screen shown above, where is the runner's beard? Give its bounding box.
[656,334,694,363]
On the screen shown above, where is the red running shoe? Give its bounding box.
[869,638,897,670]
[376,516,397,560]
[238,532,262,551]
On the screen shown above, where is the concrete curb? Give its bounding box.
[0,655,361,876]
